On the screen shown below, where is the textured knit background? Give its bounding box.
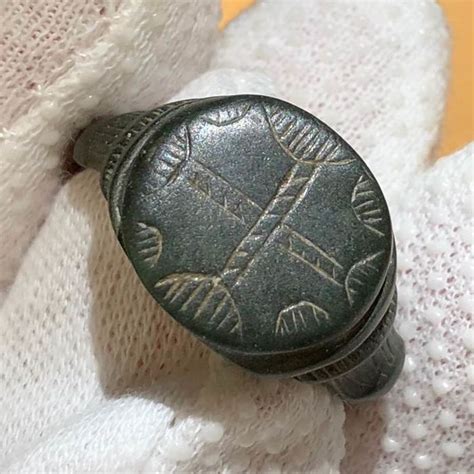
[0,1,472,473]
[220,0,474,158]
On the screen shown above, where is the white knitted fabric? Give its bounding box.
[0,0,219,299]
[342,143,474,474]
[1,0,472,473]
[214,3,473,470]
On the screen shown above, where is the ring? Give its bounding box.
[73,95,405,401]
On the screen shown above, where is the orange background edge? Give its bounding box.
[220,0,473,158]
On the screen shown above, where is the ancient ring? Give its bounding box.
[73,95,405,401]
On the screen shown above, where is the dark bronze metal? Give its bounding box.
[73,95,405,401]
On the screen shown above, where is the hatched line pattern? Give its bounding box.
[278,225,344,287]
